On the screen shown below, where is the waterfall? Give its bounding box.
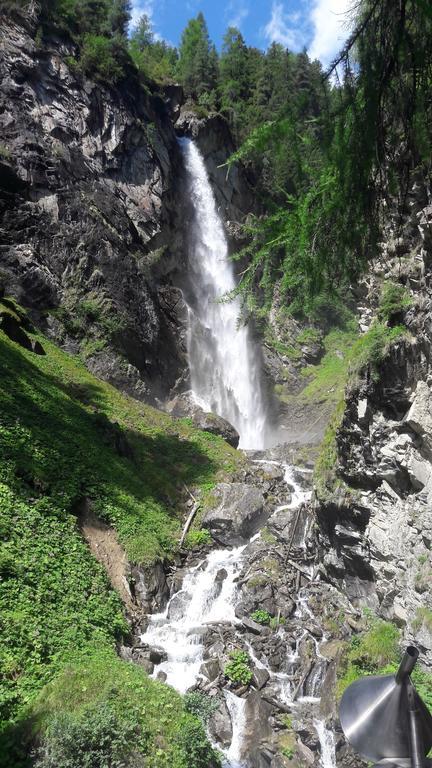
[179,137,268,450]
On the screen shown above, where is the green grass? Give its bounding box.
[300,326,358,406]
[0,320,242,756]
[3,648,220,768]
[378,281,412,323]
[337,618,432,712]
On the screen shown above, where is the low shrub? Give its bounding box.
[184,692,219,725]
[250,609,272,626]
[224,650,252,685]
[33,703,137,768]
[378,282,412,323]
[183,529,212,550]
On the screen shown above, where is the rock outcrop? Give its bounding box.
[315,181,432,664]
[202,482,266,545]
[166,391,240,448]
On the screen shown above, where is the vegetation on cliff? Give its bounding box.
[338,615,432,710]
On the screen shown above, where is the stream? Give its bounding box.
[140,138,337,767]
[141,459,336,767]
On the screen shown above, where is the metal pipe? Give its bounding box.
[395,646,419,684]
[408,683,425,768]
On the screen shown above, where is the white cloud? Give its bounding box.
[263,1,308,50]
[262,0,354,68]
[130,0,155,32]
[308,0,354,67]
[225,0,250,29]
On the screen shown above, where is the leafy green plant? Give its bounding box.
[224,650,253,685]
[184,692,219,724]
[250,609,272,626]
[184,529,212,550]
[282,747,294,759]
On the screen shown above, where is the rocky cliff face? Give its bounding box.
[0,17,255,405]
[315,181,432,664]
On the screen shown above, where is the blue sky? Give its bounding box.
[130,0,354,68]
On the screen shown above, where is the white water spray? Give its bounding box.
[224,691,247,767]
[141,546,246,694]
[179,137,268,449]
[314,719,337,768]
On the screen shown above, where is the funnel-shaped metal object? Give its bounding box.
[340,646,432,765]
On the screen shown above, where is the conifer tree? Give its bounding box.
[177,13,218,99]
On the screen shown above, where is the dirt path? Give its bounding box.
[79,501,135,613]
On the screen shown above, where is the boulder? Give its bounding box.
[131,561,170,612]
[251,667,270,690]
[241,616,267,635]
[208,698,233,748]
[166,392,240,448]
[200,658,220,682]
[167,591,190,621]
[202,483,266,545]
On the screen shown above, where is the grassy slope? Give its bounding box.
[0,319,242,764]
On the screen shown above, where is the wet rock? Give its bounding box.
[406,381,432,451]
[202,483,266,545]
[241,616,267,635]
[208,697,233,748]
[200,658,220,682]
[131,561,170,612]
[167,591,189,620]
[148,646,168,664]
[242,690,273,762]
[252,667,270,690]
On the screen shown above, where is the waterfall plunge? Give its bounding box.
[179,137,268,450]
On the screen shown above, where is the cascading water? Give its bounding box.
[141,546,246,694]
[179,137,268,449]
[141,457,337,768]
[314,719,337,768]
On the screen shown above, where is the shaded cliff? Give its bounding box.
[0,17,256,407]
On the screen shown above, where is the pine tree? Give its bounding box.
[107,0,131,36]
[177,13,218,99]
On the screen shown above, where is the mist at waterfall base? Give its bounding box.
[179,137,268,450]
